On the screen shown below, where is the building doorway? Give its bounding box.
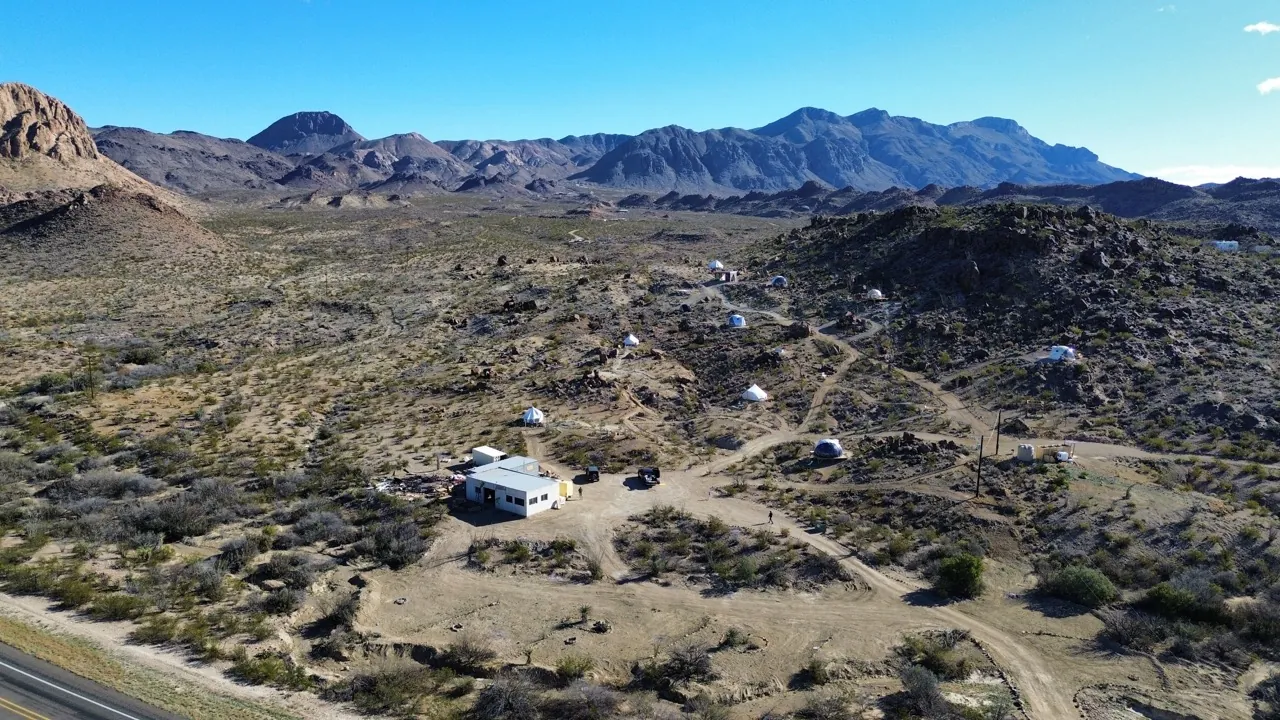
[483,487,496,505]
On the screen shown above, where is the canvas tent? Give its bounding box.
[623,334,640,347]
[521,407,545,426]
[770,276,788,288]
[708,260,725,271]
[728,313,747,328]
[741,384,768,402]
[867,288,884,301]
[1046,346,1077,362]
[814,438,844,459]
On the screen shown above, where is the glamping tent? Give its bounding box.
[741,384,768,402]
[728,313,747,328]
[867,288,884,301]
[521,407,545,426]
[623,334,640,347]
[1046,346,1078,362]
[814,438,844,459]
[708,260,725,271]
[769,276,788,288]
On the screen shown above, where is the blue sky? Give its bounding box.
[3,0,1275,184]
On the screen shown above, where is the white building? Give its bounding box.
[1046,346,1078,363]
[728,313,747,328]
[623,334,641,347]
[708,260,725,271]
[465,456,562,518]
[471,446,508,466]
[741,384,768,402]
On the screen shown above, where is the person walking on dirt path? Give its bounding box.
[578,487,583,500]
[768,511,774,524]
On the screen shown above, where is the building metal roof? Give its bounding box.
[467,467,558,494]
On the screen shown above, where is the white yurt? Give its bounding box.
[1047,345,1077,362]
[741,384,768,402]
[770,275,789,288]
[728,313,747,328]
[814,438,844,459]
[708,259,725,271]
[867,288,884,301]
[623,334,640,347]
[521,407,545,426]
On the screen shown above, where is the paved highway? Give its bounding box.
[0,642,182,720]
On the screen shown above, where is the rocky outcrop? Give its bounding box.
[247,111,364,156]
[1,83,99,162]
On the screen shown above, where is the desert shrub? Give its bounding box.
[932,553,984,599]
[800,658,830,686]
[130,615,180,645]
[899,665,948,717]
[1253,673,1280,720]
[471,672,541,720]
[639,644,715,689]
[720,627,748,648]
[258,587,306,615]
[320,591,361,628]
[293,510,351,545]
[254,552,320,589]
[229,648,310,690]
[51,576,98,608]
[88,592,148,621]
[896,631,979,681]
[441,633,498,675]
[324,664,455,715]
[355,520,426,569]
[796,694,856,720]
[50,469,164,501]
[126,479,245,541]
[180,561,226,601]
[217,536,264,573]
[1100,609,1168,652]
[1141,578,1226,624]
[1233,599,1280,654]
[556,653,594,682]
[0,451,51,484]
[1037,565,1118,608]
[685,695,730,720]
[545,680,623,720]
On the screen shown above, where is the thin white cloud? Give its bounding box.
[1246,21,1280,34]
[1259,77,1280,94]
[1147,165,1280,186]
[1157,5,1176,12]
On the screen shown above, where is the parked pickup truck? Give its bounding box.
[638,467,661,487]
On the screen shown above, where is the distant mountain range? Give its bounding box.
[87,107,1138,198]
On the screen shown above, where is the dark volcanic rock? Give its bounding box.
[247,111,364,156]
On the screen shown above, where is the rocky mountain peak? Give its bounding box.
[0,82,99,162]
[247,111,364,156]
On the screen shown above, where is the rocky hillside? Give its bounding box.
[619,177,1280,238]
[0,83,163,194]
[748,205,1280,459]
[246,111,364,156]
[91,126,296,194]
[572,107,1137,192]
[0,184,229,273]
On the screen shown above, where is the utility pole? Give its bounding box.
[82,348,100,404]
[994,410,1003,456]
[975,436,985,498]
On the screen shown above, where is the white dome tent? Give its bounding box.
[1046,345,1078,362]
[770,276,788,288]
[728,313,747,328]
[814,438,844,459]
[623,334,640,347]
[867,288,884,301]
[741,384,768,402]
[707,260,725,271]
[521,406,545,426]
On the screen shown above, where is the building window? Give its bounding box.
[515,497,525,506]
[505,495,513,504]
[529,496,538,505]
[541,494,548,501]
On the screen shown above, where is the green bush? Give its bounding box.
[556,653,594,682]
[88,593,149,621]
[1038,566,1118,608]
[933,553,984,599]
[229,648,311,690]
